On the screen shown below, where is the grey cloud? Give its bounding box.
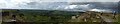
[18,2,118,13]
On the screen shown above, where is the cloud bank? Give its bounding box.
[0,0,119,9]
[0,0,119,13]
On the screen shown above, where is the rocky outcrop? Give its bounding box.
[69,11,117,22]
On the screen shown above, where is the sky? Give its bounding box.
[0,0,119,9]
[0,0,119,13]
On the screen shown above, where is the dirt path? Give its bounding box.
[100,16,115,22]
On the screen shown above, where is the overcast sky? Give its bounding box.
[0,0,119,9]
[0,0,119,13]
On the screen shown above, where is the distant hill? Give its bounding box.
[18,9,85,16]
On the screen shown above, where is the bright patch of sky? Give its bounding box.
[89,9,113,13]
[65,5,77,9]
